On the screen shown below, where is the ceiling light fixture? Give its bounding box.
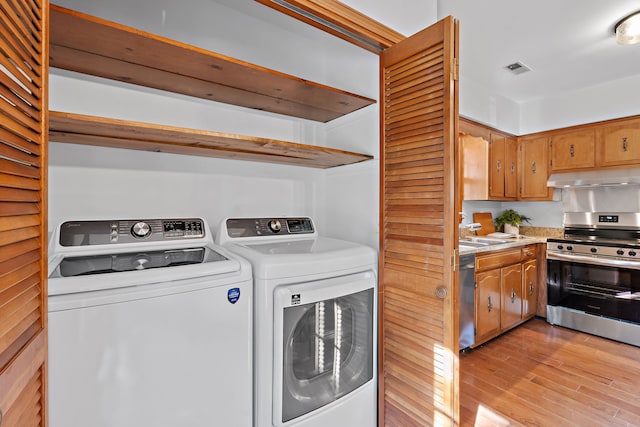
[615,11,640,45]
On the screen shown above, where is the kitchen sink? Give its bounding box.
[459,237,509,248]
[459,240,489,248]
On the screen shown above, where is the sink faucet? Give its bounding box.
[463,222,482,232]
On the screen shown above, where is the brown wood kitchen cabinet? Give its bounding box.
[475,268,502,345]
[472,244,539,347]
[550,129,596,171]
[519,136,553,200]
[489,133,518,199]
[597,118,640,167]
[459,119,516,200]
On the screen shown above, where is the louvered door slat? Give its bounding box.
[0,28,40,84]
[0,330,46,427]
[0,6,40,60]
[0,239,40,263]
[0,128,40,155]
[380,16,459,426]
[7,372,42,427]
[5,0,42,43]
[0,80,41,121]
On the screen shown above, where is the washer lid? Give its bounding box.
[48,247,245,296]
[229,237,377,280]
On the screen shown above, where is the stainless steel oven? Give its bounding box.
[547,212,640,347]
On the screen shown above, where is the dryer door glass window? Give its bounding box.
[281,288,373,422]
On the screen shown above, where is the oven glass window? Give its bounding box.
[548,259,640,323]
[281,288,373,422]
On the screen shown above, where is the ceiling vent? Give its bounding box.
[505,61,532,75]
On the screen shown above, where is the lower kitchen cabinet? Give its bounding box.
[475,269,501,345]
[471,244,540,347]
[522,259,538,319]
[500,263,523,331]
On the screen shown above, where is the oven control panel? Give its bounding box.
[59,218,205,246]
[225,217,314,238]
[547,240,640,261]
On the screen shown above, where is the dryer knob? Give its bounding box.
[131,221,152,238]
[268,219,282,233]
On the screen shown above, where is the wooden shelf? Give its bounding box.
[49,4,376,123]
[49,111,373,168]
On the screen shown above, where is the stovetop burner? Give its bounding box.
[548,211,640,262]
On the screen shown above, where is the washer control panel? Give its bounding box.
[59,218,205,246]
[226,217,314,238]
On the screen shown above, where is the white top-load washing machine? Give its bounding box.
[217,217,377,427]
[48,217,252,427]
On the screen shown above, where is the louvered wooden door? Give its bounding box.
[0,0,48,426]
[379,16,459,426]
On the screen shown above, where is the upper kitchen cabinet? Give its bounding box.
[489,132,517,200]
[47,4,376,168]
[549,129,596,171]
[597,118,640,167]
[519,136,553,200]
[459,119,516,200]
[460,133,489,200]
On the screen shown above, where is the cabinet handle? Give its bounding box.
[569,144,575,157]
[529,282,534,296]
[511,162,515,174]
[623,137,628,152]
[526,251,533,257]
[531,161,537,174]
[487,296,493,312]
[511,289,516,303]
[497,159,502,172]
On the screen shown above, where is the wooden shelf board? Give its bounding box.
[49,4,376,123]
[48,111,373,169]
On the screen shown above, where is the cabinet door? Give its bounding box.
[550,129,596,171]
[475,269,501,344]
[500,263,522,331]
[460,133,489,200]
[504,137,518,198]
[489,134,506,199]
[597,120,640,167]
[522,259,537,319]
[519,137,552,200]
[0,0,48,425]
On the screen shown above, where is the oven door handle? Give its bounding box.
[547,251,640,270]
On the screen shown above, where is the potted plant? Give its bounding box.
[494,209,532,235]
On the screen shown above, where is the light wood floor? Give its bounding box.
[460,318,640,427]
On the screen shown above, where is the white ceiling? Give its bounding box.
[438,0,640,104]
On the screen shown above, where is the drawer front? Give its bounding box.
[521,244,537,261]
[476,247,521,271]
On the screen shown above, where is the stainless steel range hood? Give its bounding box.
[547,168,640,188]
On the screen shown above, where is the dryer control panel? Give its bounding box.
[225,217,314,238]
[59,218,205,246]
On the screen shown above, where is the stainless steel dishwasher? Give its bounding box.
[459,253,476,349]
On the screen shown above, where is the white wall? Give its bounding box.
[460,76,521,135]
[520,74,640,134]
[49,0,380,247]
[462,200,564,229]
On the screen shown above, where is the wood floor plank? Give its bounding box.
[461,318,640,427]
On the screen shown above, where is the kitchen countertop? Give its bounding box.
[459,235,547,255]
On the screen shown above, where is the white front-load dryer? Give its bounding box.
[217,217,377,427]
